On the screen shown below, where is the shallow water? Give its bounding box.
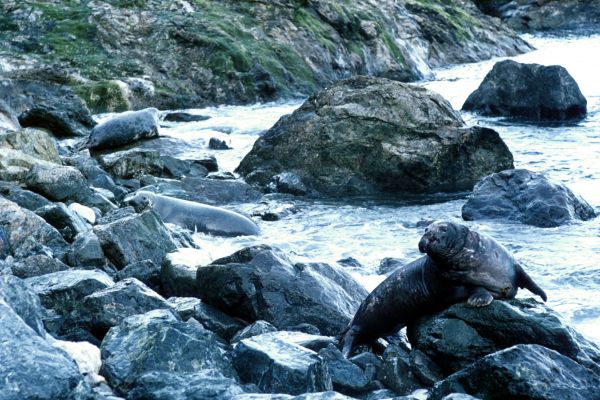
[160,34,600,343]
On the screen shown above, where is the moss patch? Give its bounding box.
[75,80,130,113]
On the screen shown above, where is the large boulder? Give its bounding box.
[18,103,95,137]
[35,203,91,242]
[93,210,178,268]
[462,169,596,227]
[25,164,92,202]
[407,299,600,375]
[462,60,587,120]
[87,108,159,150]
[237,76,514,196]
[430,344,600,400]
[100,309,236,396]
[0,275,46,336]
[0,128,61,163]
[231,331,332,395]
[195,245,368,335]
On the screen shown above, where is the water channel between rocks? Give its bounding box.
[104,33,600,344]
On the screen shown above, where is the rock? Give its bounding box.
[25,164,91,202]
[88,108,160,150]
[0,196,69,259]
[162,111,210,123]
[0,300,92,400]
[94,210,178,268]
[234,393,355,400]
[165,223,201,249]
[97,206,136,225]
[463,60,587,120]
[98,149,166,179]
[0,274,46,336]
[231,320,279,343]
[63,154,126,199]
[69,203,96,224]
[462,169,596,227]
[410,349,444,387]
[232,331,332,395]
[79,278,172,338]
[209,137,231,150]
[35,203,91,242]
[0,149,56,182]
[100,309,237,396]
[440,395,481,400]
[377,257,404,275]
[116,259,161,293]
[473,0,600,32]
[66,232,108,270]
[188,302,245,342]
[18,103,95,137]
[161,252,200,297]
[268,172,309,196]
[166,297,202,320]
[318,344,370,394]
[430,344,600,400]
[11,254,70,278]
[0,127,61,163]
[0,99,20,131]
[127,370,244,400]
[376,344,420,396]
[0,183,51,211]
[237,76,513,196]
[195,245,368,335]
[407,299,600,375]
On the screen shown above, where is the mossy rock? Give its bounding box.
[75,81,130,114]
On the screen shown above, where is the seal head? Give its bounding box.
[126,191,155,212]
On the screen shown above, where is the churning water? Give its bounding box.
[160,33,600,343]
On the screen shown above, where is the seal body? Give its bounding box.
[87,108,159,150]
[340,256,468,357]
[418,220,547,307]
[126,191,260,237]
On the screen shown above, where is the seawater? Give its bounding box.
[160,34,600,343]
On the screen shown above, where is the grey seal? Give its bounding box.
[85,108,159,150]
[126,191,260,237]
[418,220,547,307]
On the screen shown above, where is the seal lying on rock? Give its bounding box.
[126,191,260,237]
[340,220,547,357]
[83,108,160,151]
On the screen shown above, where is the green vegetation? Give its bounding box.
[74,80,129,113]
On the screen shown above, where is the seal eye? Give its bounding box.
[440,226,448,233]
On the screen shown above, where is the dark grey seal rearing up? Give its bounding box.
[340,220,547,357]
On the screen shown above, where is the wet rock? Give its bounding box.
[377,257,404,275]
[209,137,231,150]
[94,210,178,268]
[162,111,210,123]
[188,302,245,342]
[100,309,236,396]
[318,344,370,394]
[336,257,362,269]
[430,344,600,400]
[11,254,70,278]
[116,259,161,293]
[252,202,300,221]
[463,60,587,120]
[166,223,201,249]
[208,171,236,180]
[462,169,596,227]
[288,323,322,336]
[127,370,244,400]
[18,103,95,137]
[0,300,92,400]
[410,349,444,387]
[88,108,160,150]
[268,172,309,196]
[238,76,513,196]
[0,274,45,336]
[35,203,91,242]
[25,164,91,202]
[232,331,332,395]
[66,231,107,270]
[195,155,219,172]
[376,344,420,396]
[0,183,51,211]
[235,392,355,400]
[363,389,399,400]
[231,320,279,343]
[266,331,338,354]
[196,245,368,335]
[160,252,199,297]
[440,395,481,400]
[79,278,172,338]
[408,299,600,375]
[0,196,69,259]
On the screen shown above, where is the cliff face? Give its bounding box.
[0,0,531,111]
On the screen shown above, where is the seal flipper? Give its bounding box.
[516,264,547,302]
[467,287,494,307]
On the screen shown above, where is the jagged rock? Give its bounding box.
[0,99,19,131]
[68,203,96,224]
[161,252,199,297]
[87,108,159,150]
[35,203,91,242]
[430,344,600,400]
[11,254,70,278]
[63,154,126,199]
[237,76,513,196]
[376,344,420,396]
[234,392,356,400]
[377,257,404,275]
[232,331,332,395]
[99,149,166,179]
[166,297,202,320]
[79,278,172,338]
[408,299,600,375]
[410,349,444,387]
[18,103,95,137]
[209,137,231,150]
[100,309,236,396]
[0,300,92,400]
[25,164,91,202]
[97,206,136,225]
[127,370,245,400]
[94,210,178,268]
[268,172,309,196]
[463,60,587,120]
[252,202,300,222]
[0,274,45,336]
[318,344,370,394]
[188,302,245,341]
[0,196,69,259]
[66,232,107,270]
[0,127,61,163]
[162,111,210,123]
[0,183,51,211]
[231,320,279,343]
[116,259,161,293]
[195,245,368,335]
[462,169,596,227]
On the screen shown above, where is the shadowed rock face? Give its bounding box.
[462,60,587,121]
[237,76,514,197]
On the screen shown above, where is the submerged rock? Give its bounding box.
[462,169,596,227]
[196,245,368,335]
[463,60,587,120]
[237,76,513,196]
[430,344,600,400]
